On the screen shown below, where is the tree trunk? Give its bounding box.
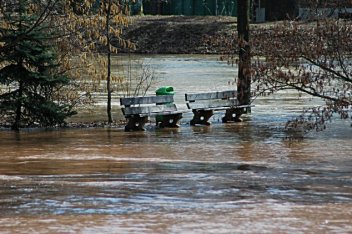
[12,80,23,131]
[106,0,113,124]
[237,0,251,113]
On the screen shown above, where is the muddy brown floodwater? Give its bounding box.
[0,55,351,233]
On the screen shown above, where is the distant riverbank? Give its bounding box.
[122,15,237,54]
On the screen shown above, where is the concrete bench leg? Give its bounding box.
[125,116,148,131]
[158,113,183,128]
[222,109,242,123]
[190,110,213,126]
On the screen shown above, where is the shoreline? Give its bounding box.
[122,15,237,54]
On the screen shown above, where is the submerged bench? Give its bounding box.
[185,90,252,126]
[120,95,184,131]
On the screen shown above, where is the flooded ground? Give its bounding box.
[0,55,351,233]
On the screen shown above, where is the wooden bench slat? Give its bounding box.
[195,105,254,112]
[185,90,237,102]
[140,110,185,117]
[123,104,178,116]
[187,99,239,110]
[120,95,174,106]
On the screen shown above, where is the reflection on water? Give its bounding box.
[0,55,351,233]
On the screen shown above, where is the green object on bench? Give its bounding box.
[155,86,174,96]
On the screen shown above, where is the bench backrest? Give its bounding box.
[120,95,177,116]
[185,90,238,110]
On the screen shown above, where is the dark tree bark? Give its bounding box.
[237,0,251,113]
[12,80,23,131]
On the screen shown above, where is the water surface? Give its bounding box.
[0,55,351,233]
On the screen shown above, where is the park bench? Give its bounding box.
[185,90,252,126]
[120,95,184,131]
